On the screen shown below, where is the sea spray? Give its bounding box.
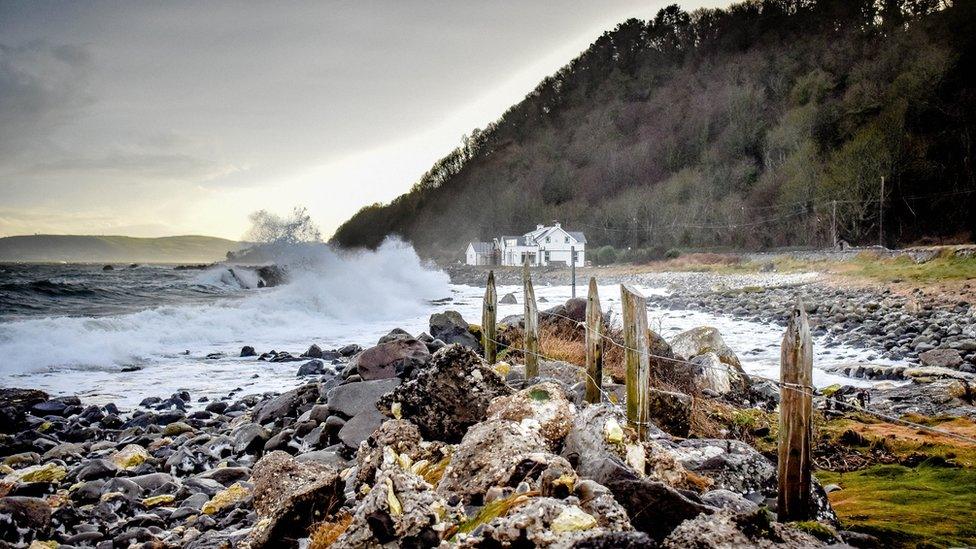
[0,237,449,374]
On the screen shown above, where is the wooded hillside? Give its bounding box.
[332,0,976,258]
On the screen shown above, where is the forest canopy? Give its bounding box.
[331,0,975,258]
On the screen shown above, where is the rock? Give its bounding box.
[338,408,387,449]
[561,405,708,539]
[377,344,512,442]
[700,489,760,513]
[4,462,67,484]
[110,444,150,470]
[296,359,327,376]
[429,310,482,351]
[378,328,414,344]
[241,345,257,357]
[339,343,363,357]
[303,344,324,358]
[327,378,401,418]
[0,388,48,433]
[351,338,431,380]
[500,292,518,304]
[75,458,119,481]
[670,326,743,371]
[688,352,744,395]
[919,348,964,369]
[245,451,342,548]
[253,383,319,425]
[0,496,52,544]
[201,482,250,515]
[661,508,825,548]
[646,388,692,437]
[142,493,176,507]
[333,460,462,548]
[163,421,194,436]
[232,422,271,454]
[30,400,68,417]
[486,381,575,447]
[436,419,547,504]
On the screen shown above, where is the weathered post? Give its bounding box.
[482,271,497,364]
[620,284,650,438]
[523,258,540,379]
[778,298,813,522]
[585,277,604,404]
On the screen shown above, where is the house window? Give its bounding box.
[565,236,569,243]
[544,251,550,263]
[545,236,550,243]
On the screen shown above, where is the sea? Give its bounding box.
[0,239,887,408]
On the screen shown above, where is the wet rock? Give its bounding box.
[111,444,150,470]
[437,419,547,504]
[253,383,319,425]
[486,381,576,447]
[201,482,250,515]
[661,508,825,548]
[500,292,518,304]
[0,496,52,544]
[339,408,387,449]
[75,458,119,481]
[670,326,743,372]
[429,310,482,351]
[378,328,414,344]
[4,462,67,484]
[351,339,431,380]
[378,344,512,442]
[700,489,760,513]
[339,344,363,357]
[303,344,324,358]
[232,422,271,454]
[245,451,342,548]
[297,359,327,376]
[0,388,48,433]
[241,345,257,357]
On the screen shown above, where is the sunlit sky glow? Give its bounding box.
[0,1,724,240]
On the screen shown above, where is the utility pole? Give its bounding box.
[878,176,885,248]
[570,246,577,298]
[831,200,837,249]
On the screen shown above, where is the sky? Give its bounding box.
[0,1,724,240]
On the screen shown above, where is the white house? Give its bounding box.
[464,222,586,267]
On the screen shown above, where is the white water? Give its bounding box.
[0,243,888,407]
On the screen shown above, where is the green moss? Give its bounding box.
[456,494,531,535]
[789,520,838,542]
[818,462,976,548]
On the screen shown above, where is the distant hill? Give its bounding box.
[0,235,243,263]
[332,0,976,258]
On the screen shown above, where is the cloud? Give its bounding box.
[0,41,93,154]
[29,150,241,182]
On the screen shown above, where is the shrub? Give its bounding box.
[665,248,681,259]
[596,245,618,265]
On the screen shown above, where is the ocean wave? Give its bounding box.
[0,238,449,373]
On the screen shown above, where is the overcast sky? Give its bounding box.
[0,1,724,240]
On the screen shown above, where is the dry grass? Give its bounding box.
[309,513,353,549]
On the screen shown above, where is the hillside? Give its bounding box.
[0,235,243,263]
[332,0,976,258]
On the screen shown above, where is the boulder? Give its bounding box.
[378,328,414,344]
[500,292,518,304]
[246,451,343,548]
[378,344,512,442]
[232,422,271,454]
[240,345,257,357]
[338,408,387,449]
[302,344,324,358]
[0,388,48,433]
[437,419,547,504]
[486,381,576,447]
[670,326,743,371]
[661,508,825,548]
[429,310,481,351]
[253,383,320,425]
[327,378,401,418]
[919,348,964,369]
[351,339,431,380]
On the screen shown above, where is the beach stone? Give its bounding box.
[377,344,512,442]
[500,292,518,304]
[0,388,48,433]
[338,408,386,449]
[338,343,362,357]
[240,345,257,357]
[0,496,52,544]
[377,328,414,344]
[245,451,342,548]
[232,422,271,454]
[646,388,692,437]
[201,482,250,515]
[670,326,743,371]
[700,489,760,513]
[351,338,431,380]
[919,348,964,369]
[75,458,119,481]
[296,359,327,376]
[111,444,150,470]
[486,381,575,447]
[5,462,67,484]
[429,310,481,351]
[302,344,324,358]
[252,383,319,425]
[327,378,400,418]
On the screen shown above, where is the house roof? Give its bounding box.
[500,235,532,246]
[468,242,494,253]
[567,231,587,244]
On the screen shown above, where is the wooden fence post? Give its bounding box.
[523,258,539,378]
[585,277,604,404]
[482,271,497,364]
[620,284,650,438]
[778,298,813,522]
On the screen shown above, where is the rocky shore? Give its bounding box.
[1,300,915,549]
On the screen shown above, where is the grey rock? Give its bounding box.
[327,378,400,418]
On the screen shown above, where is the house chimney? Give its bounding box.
[536,224,544,230]
[553,221,561,228]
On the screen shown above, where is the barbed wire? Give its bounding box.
[483,304,976,445]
